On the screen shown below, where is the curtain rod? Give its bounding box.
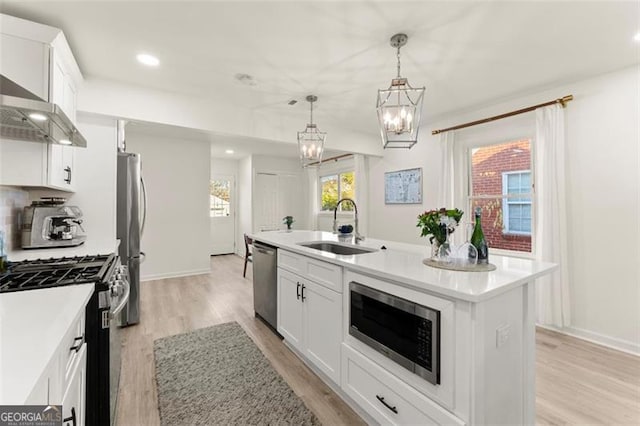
[307,153,353,167]
[431,95,573,135]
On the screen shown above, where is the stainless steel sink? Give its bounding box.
[298,241,377,255]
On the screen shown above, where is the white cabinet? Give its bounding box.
[48,144,76,191]
[61,344,87,426]
[278,269,304,350]
[342,344,465,426]
[303,279,342,382]
[0,14,81,191]
[0,140,76,191]
[0,33,49,100]
[277,267,342,384]
[50,48,78,123]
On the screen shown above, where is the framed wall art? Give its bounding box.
[384,167,422,204]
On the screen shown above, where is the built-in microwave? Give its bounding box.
[349,281,440,385]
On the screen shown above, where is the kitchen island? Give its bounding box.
[250,230,556,425]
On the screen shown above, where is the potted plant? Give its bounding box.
[283,216,295,231]
[417,208,464,259]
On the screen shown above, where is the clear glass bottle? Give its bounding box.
[470,207,489,264]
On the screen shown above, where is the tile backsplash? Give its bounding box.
[0,186,29,252]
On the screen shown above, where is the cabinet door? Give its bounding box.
[48,144,75,191]
[0,33,49,100]
[62,343,86,426]
[50,49,78,124]
[277,269,304,351]
[303,280,342,384]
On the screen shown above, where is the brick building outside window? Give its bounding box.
[469,139,532,253]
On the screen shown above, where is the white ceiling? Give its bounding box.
[2,0,639,138]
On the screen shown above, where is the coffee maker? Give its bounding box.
[21,198,86,249]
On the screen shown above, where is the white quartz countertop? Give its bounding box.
[0,284,94,404]
[7,239,120,261]
[250,230,557,303]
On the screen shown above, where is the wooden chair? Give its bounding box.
[243,234,253,278]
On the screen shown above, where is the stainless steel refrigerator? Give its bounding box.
[116,152,146,326]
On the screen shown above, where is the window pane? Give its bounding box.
[471,140,531,197]
[210,179,231,217]
[321,175,339,211]
[340,171,355,211]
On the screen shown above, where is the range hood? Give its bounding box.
[0,75,87,147]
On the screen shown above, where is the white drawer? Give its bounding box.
[342,344,464,426]
[305,257,342,293]
[278,249,342,293]
[278,250,305,276]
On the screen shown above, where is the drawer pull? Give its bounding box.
[296,282,301,300]
[376,395,398,414]
[63,407,77,426]
[70,336,83,353]
[301,284,306,302]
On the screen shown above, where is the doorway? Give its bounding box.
[210,175,236,254]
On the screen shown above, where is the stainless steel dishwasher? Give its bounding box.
[252,241,278,331]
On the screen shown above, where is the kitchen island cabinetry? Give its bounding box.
[278,253,342,385]
[252,230,557,426]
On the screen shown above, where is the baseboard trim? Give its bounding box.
[537,324,640,356]
[141,268,210,282]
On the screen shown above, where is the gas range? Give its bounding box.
[0,252,128,426]
[0,254,116,293]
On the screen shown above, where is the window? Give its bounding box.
[320,171,355,211]
[210,179,231,217]
[502,171,532,235]
[468,139,533,253]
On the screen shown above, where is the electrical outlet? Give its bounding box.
[496,323,511,348]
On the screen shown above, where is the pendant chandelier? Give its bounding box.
[376,33,425,149]
[297,95,326,167]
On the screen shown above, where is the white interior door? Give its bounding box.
[210,175,235,255]
[254,173,279,231]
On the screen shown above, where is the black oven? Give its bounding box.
[349,282,440,385]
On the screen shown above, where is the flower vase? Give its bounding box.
[431,230,453,262]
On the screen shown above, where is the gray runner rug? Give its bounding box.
[154,321,321,425]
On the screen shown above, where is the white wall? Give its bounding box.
[236,156,252,256]
[368,65,640,353]
[126,130,210,281]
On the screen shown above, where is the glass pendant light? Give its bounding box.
[376,33,425,149]
[297,95,326,167]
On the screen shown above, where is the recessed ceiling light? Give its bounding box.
[634,32,640,42]
[225,149,234,154]
[136,53,160,67]
[59,139,72,145]
[29,113,47,121]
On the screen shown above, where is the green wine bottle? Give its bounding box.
[470,207,489,264]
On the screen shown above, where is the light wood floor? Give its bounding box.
[117,255,640,425]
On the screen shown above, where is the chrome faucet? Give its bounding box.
[333,198,365,243]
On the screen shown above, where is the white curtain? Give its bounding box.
[354,154,369,236]
[305,167,319,231]
[437,131,455,208]
[535,104,571,327]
